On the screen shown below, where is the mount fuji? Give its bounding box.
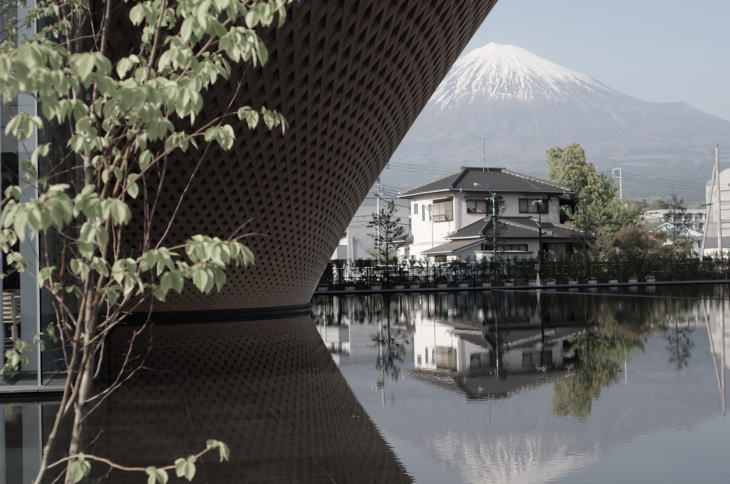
[388,43,730,201]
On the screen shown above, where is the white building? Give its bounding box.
[331,196,410,261]
[397,167,588,262]
[642,209,706,233]
[702,168,730,257]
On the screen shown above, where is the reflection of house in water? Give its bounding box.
[412,307,585,399]
[316,324,351,364]
[313,296,353,364]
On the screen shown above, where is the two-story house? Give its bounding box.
[397,167,589,261]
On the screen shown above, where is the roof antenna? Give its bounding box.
[476,136,487,172]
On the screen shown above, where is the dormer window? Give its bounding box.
[519,198,549,214]
[433,198,453,222]
[466,197,491,214]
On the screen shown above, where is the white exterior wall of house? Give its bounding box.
[407,191,560,260]
[413,316,491,375]
[413,314,566,376]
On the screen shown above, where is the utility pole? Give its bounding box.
[701,161,718,258]
[533,199,544,285]
[716,145,723,259]
[474,182,498,276]
[611,167,623,199]
[375,178,381,260]
[492,191,497,265]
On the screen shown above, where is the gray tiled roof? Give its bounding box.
[449,219,488,239]
[448,217,590,240]
[398,167,570,198]
[421,238,483,255]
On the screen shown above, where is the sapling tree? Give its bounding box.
[0,0,292,482]
[367,199,405,279]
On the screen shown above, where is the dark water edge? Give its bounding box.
[3,285,729,483]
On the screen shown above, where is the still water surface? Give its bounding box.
[313,286,730,483]
[2,285,729,483]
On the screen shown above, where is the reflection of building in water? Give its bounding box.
[414,318,492,375]
[316,324,351,364]
[701,300,728,414]
[80,316,411,482]
[412,306,584,399]
[313,296,352,364]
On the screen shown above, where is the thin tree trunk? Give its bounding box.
[65,352,96,484]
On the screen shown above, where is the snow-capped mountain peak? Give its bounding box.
[431,42,613,107]
[392,42,730,200]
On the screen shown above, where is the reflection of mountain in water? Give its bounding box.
[431,430,601,484]
[312,288,729,484]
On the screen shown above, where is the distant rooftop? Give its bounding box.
[398,167,570,198]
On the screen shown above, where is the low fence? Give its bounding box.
[318,257,730,288]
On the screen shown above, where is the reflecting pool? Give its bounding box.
[2,285,729,483]
[313,286,730,484]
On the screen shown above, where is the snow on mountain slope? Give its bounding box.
[389,43,730,201]
[432,43,615,106]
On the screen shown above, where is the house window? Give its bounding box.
[487,243,527,252]
[433,255,447,263]
[499,244,528,252]
[519,198,549,214]
[433,198,453,222]
[466,197,491,214]
[421,206,425,221]
[413,203,418,214]
[483,242,528,252]
[522,349,553,368]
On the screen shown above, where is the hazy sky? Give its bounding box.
[464,0,730,121]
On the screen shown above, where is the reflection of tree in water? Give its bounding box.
[373,319,408,381]
[665,318,694,370]
[553,322,644,419]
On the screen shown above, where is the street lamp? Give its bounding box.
[473,182,497,265]
[532,199,545,286]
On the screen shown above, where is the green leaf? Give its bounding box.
[206,439,231,462]
[129,4,145,25]
[237,106,259,129]
[67,455,91,483]
[139,150,153,170]
[127,181,139,199]
[174,455,197,481]
[145,466,169,484]
[169,270,184,293]
[4,185,21,200]
[203,125,235,150]
[116,57,136,78]
[39,266,55,285]
[108,200,131,225]
[69,53,96,83]
[30,143,50,167]
[191,266,211,293]
[5,112,41,141]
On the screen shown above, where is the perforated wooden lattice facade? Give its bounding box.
[109,1,497,310]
